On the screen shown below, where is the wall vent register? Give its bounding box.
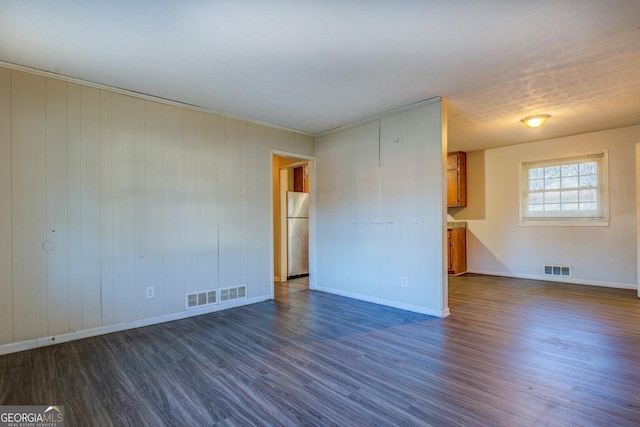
[543,264,571,277]
[220,285,247,302]
[185,285,247,310]
[186,289,217,310]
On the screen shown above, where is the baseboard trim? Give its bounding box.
[0,295,270,356]
[315,286,448,318]
[466,269,637,290]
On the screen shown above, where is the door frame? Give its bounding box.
[270,150,317,298]
[636,143,640,297]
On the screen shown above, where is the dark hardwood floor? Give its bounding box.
[1,274,639,426]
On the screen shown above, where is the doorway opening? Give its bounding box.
[272,152,315,297]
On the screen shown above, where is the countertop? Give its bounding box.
[447,221,467,230]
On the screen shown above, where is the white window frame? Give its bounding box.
[520,151,609,226]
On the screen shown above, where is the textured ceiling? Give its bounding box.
[1,1,639,151]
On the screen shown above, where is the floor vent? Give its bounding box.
[543,264,571,278]
[219,285,247,303]
[185,289,217,310]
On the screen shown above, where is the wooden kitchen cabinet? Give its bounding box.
[447,226,467,275]
[447,151,467,207]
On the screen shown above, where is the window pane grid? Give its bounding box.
[522,154,606,222]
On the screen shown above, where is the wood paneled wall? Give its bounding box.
[0,67,314,346]
[315,101,448,316]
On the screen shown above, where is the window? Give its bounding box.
[520,152,608,225]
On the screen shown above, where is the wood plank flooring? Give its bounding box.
[1,274,639,426]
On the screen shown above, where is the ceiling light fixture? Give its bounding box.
[521,114,551,128]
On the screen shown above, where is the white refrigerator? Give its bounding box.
[287,191,309,278]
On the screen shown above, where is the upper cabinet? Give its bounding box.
[447,151,467,207]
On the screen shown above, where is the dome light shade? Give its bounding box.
[521,114,551,128]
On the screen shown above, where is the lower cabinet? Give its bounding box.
[447,227,467,275]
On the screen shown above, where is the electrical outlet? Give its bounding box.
[401,277,408,287]
[146,286,155,299]
[495,254,501,261]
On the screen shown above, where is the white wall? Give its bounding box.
[453,125,639,289]
[315,101,448,317]
[0,67,314,351]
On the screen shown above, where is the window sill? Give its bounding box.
[519,220,609,227]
